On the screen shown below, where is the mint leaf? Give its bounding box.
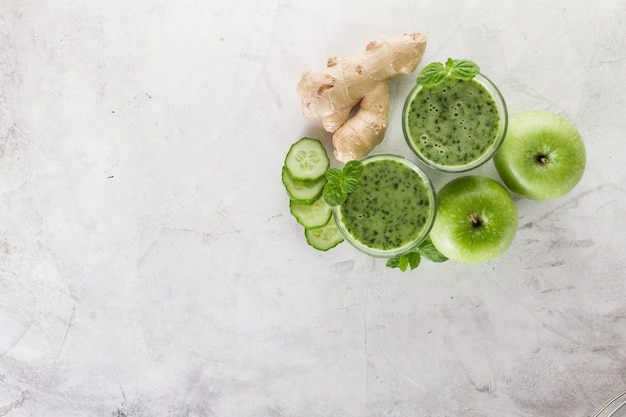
[322,161,363,206]
[343,160,363,193]
[417,239,448,263]
[416,58,480,86]
[344,176,359,193]
[386,257,400,269]
[386,239,446,272]
[386,251,421,271]
[322,180,346,206]
[448,59,480,80]
[416,62,446,86]
[343,160,363,179]
[325,168,343,182]
[398,256,409,272]
[407,252,421,269]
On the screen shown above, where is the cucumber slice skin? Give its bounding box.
[282,166,326,204]
[305,218,344,251]
[284,137,330,182]
[289,196,332,228]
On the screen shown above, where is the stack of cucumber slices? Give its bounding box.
[282,137,344,251]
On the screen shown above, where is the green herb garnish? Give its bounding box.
[416,58,480,87]
[387,251,422,271]
[386,238,448,272]
[322,160,363,206]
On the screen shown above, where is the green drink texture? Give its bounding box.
[335,155,436,257]
[403,74,506,172]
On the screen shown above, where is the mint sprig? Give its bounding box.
[322,160,363,206]
[415,239,449,263]
[386,238,448,272]
[416,58,480,87]
[387,251,422,271]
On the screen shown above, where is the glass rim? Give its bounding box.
[401,72,509,173]
[594,390,626,417]
[332,153,437,258]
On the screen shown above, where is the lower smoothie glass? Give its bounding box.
[333,154,436,258]
[402,73,507,172]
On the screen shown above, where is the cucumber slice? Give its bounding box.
[282,166,326,204]
[305,217,344,251]
[284,137,330,182]
[289,195,332,228]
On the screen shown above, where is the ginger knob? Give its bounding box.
[297,33,427,163]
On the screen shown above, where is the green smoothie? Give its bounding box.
[403,74,505,171]
[335,155,435,257]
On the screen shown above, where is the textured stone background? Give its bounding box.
[0,0,625,416]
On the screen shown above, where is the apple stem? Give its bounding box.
[537,154,549,164]
[469,210,481,227]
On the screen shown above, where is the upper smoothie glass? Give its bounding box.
[402,71,508,172]
[332,154,436,258]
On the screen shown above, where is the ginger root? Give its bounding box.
[297,33,427,163]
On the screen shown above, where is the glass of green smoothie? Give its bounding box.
[332,154,437,258]
[402,71,508,172]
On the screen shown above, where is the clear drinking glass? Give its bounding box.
[402,72,508,172]
[332,154,436,258]
[594,391,626,417]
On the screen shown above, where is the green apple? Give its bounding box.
[429,176,518,264]
[493,110,586,200]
